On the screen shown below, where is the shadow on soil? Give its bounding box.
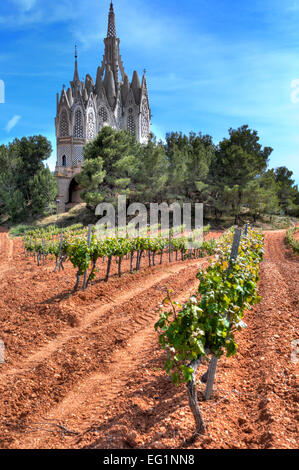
[74,354,208,450]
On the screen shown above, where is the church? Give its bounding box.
[55,2,151,212]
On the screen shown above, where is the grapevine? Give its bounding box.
[285,227,299,254]
[155,226,264,433]
[22,224,217,291]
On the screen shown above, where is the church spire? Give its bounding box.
[70,45,81,97]
[107,1,117,38]
[73,45,80,83]
[103,1,121,91]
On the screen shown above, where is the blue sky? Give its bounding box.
[0,0,299,185]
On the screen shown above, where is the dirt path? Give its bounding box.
[0,229,297,449]
[211,230,298,449]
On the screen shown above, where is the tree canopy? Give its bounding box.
[0,136,57,222]
[76,125,299,221]
[1,126,298,224]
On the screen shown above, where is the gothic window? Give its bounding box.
[127,114,135,135]
[87,110,96,141]
[141,98,149,138]
[59,110,69,137]
[74,108,84,138]
[99,106,108,123]
[58,144,71,168]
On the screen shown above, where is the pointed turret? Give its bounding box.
[131,70,141,105]
[67,87,73,107]
[70,45,82,99]
[104,65,116,108]
[96,67,103,94]
[85,74,95,95]
[58,86,71,110]
[121,73,130,104]
[141,69,148,91]
[107,2,117,38]
[73,45,80,83]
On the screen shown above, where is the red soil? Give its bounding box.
[0,229,298,449]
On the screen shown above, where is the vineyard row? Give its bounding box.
[22,224,217,291]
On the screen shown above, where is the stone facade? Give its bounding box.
[55,1,151,212]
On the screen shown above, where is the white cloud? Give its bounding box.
[5,115,21,132]
[0,0,182,52]
[285,1,299,11]
[12,0,37,12]
[0,0,74,28]
[290,79,299,103]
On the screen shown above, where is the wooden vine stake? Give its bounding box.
[204,227,242,401]
[83,224,93,291]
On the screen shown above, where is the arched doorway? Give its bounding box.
[68,178,82,204]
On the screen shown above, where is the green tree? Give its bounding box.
[165,131,215,202]
[29,166,57,216]
[274,166,299,216]
[0,144,26,221]
[77,126,141,208]
[244,173,280,222]
[133,133,168,203]
[0,136,53,221]
[165,132,189,200]
[12,136,52,203]
[208,125,272,223]
[76,158,106,207]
